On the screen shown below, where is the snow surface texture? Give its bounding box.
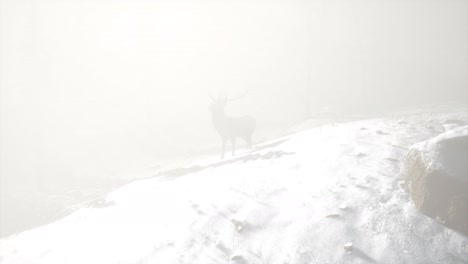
[1,110,468,264]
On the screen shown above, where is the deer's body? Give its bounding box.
[210,97,255,159]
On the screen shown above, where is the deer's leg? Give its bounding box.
[231,138,236,156]
[221,139,226,159]
[242,136,252,149]
[246,136,252,149]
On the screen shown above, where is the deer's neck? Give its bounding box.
[211,111,229,125]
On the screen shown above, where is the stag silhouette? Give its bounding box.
[209,92,256,159]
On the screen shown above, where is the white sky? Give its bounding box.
[1,0,467,183]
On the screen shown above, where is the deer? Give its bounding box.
[209,91,256,159]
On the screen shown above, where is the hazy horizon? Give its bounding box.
[1,0,467,186]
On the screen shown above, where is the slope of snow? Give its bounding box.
[1,110,467,264]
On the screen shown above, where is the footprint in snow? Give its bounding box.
[325,213,340,218]
[215,241,231,256]
[385,157,399,163]
[189,203,205,215]
[230,255,248,264]
[356,152,367,158]
[230,218,247,232]
[376,129,387,135]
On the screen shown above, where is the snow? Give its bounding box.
[408,125,468,183]
[1,109,468,264]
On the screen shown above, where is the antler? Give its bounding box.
[210,89,250,103]
[226,89,249,102]
[209,91,223,102]
[209,94,216,102]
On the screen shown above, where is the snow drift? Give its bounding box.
[0,109,467,264]
[405,125,468,235]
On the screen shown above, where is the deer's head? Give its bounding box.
[209,95,227,115]
[209,90,249,115]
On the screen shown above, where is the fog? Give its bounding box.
[0,0,467,237]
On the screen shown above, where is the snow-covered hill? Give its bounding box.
[1,109,467,264]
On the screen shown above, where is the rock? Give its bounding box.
[344,243,353,253]
[404,126,468,235]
